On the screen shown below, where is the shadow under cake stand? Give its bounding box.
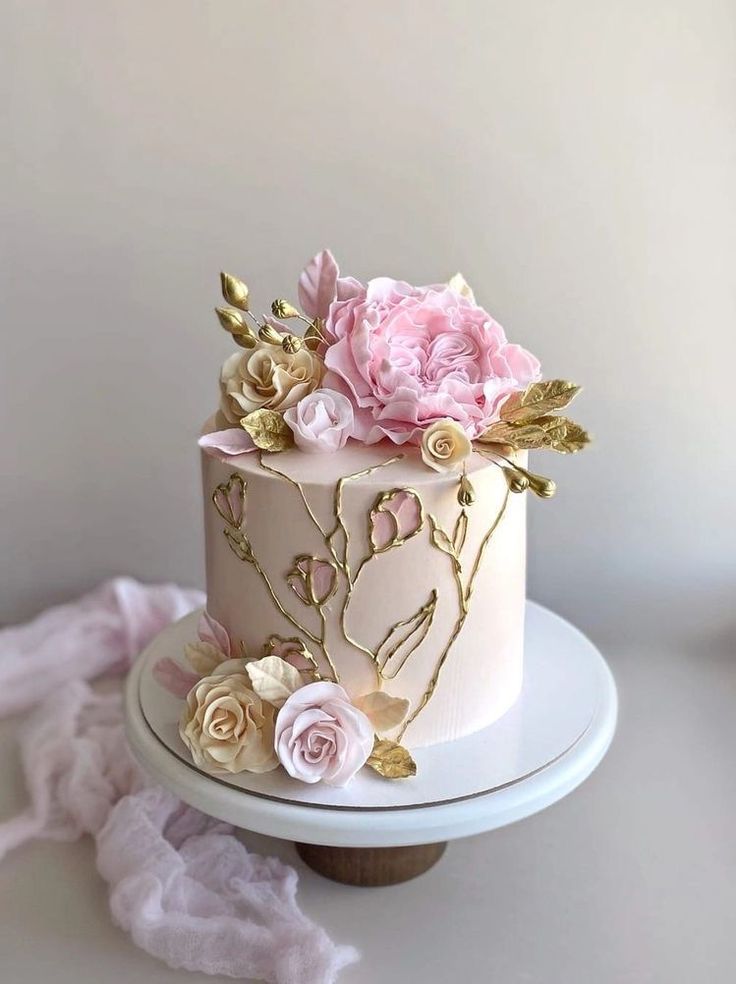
[124,603,617,886]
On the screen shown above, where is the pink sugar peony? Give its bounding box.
[321,275,541,445]
[274,681,374,786]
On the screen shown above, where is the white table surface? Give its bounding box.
[1,640,733,984]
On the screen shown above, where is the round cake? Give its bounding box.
[165,249,588,789]
[201,424,527,748]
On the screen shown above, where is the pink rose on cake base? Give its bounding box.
[274,682,374,787]
[319,270,540,445]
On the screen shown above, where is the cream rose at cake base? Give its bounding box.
[202,430,528,748]
[168,249,589,790]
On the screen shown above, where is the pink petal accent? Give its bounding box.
[392,489,423,539]
[198,429,256,458]
[370,489,423,551]
[298,249,339,319]
[287,574,309,605]
[310,560,337,605]
[198,610,231,657]
[152,657,200,698]
[227,485,243,527]
[370,510,397,551]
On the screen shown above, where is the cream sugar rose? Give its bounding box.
[170,250,589,788]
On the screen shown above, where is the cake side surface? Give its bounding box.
[202,428,526,747]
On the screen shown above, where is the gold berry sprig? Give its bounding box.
[215,271,325,354]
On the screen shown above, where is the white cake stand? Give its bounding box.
[125,602,617,885]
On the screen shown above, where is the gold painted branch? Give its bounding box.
[398,488,511,740]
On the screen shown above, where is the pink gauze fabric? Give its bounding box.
[0,577,359,984]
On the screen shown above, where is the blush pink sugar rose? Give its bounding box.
[283,388,354,453]
[274,681,374,786]
[319,272,541,445]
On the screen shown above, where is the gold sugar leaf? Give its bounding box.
[500,379,581,424]
[240,408,294,452]
[366,737,417,779]
[304,318,325,351]
[477,421,548,448]
[220,272,250,311]
[215,306,246,334]
[526,415,590,453]
[447,272,476,303]
[233,332,257,349]
[479,415,589,453]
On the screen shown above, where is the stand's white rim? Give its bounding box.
[125,602,617,847]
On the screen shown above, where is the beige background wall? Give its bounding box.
[2,0,734,643]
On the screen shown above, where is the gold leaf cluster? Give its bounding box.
[479,379,590,454]
[366,737,417,779]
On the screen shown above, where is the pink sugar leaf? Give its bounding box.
[370,510,397,552]
[198,429,256,458]
[198,610,231,657]
[152,657,200,698]
[298,249,339,319]
[310,560,337,604]
[287,573,309,605]
[393,490,423,539]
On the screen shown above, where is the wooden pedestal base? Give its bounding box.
[295,841,447,886]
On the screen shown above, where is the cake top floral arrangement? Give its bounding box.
[200,249,590,474]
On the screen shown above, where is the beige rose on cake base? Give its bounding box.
[179,663,279,774]
[420,419,472,472]
[219,342,323,424]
